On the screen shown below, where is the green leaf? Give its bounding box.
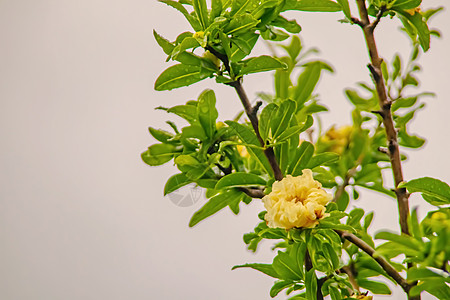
[271,16,302,33]
[270,99,296,139]
[273,251,303,281]
[224,13,260,35]
[307,153,339,169]
[328,284,342,300]
[155,64,212,91]
[197,89,218,139]
[305,269,317,300]
[226,121,273,175]
[336,0,351,19]
[232,263,280,278]
[167,104,198,124]
[240,55,287,75]
[409,278,450,299]
[391,0,421,10]
[284,0,342,12]
[397,10,430,52]
[375,231,422,249]
[189,189,241,226]
[159,0,202,31]
[357,279,391,295]
[259,103,278,141]
[270,280,295,297]
[192,0,209,29]
[288,141,314,176]
[293,62,322,107]
[141,144,176,166]
[164,173,192,195]
[399,177,450,206]
[215,172,266,189]
[148,127,174,143]
[153,30,175,55]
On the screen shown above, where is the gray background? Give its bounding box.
[1,0,449,299]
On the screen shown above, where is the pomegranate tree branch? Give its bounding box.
[355,0,411,236]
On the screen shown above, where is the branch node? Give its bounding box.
[351,17,364,28]
[251,101,263,116]
[378,147,389,154]
[367,64,381,82]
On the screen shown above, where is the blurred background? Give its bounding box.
[1,0,449,299]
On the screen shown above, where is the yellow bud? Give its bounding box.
[193,31,205,39]
[236,145,249,158]
[203,50,221,68]
[431,211,447,221]
[405,7,421,16]
[216,121,226,130]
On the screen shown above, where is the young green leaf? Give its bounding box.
[189,189,242,226]
[305,269,317,300]
[164,173,192,195]
[288,141,314,176]
[270,280,295,297]
[336,0,351,19]
[399,177,450,206]
[155,64,212,91]
[397,10,430,52]
[240,55,287,75]
[167,104,198,124]
[225,121,273,175]
[306,153,339,169]
[192,0,209,29]
[357,279,391,295]
[259,103,278,141]
[391,0,422,10]
[159,0,202,31]
[284,0,342,12]
[197,89,218,139]
[270,99,296,139]
[232,263,280,278]
[273,251,303,281]
[215,172,267,189]
[293,62,322,107]
[142,144,176,166]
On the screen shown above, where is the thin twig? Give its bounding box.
[336,230,411,293]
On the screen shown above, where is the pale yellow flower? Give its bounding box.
[262,170,332,229]
[320,125,353,154]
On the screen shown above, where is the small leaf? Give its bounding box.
[141,144,176,166]
[391,0,422,10]
[399,177,450,206]
[240,55,287,75]
[357,279,391,295]
[155,64,211,91]
[164,173,192,195]
[284,0,342,12]
[270,280,295,297]
[148,127,174,143]
[232,263,280,278]
[189,189,241,226]
[215,172,267,189]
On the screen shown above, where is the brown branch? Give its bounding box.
[341,264,360,292]
[336,230,411,293]
[355,0,410,236]
[229,79,284,181]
